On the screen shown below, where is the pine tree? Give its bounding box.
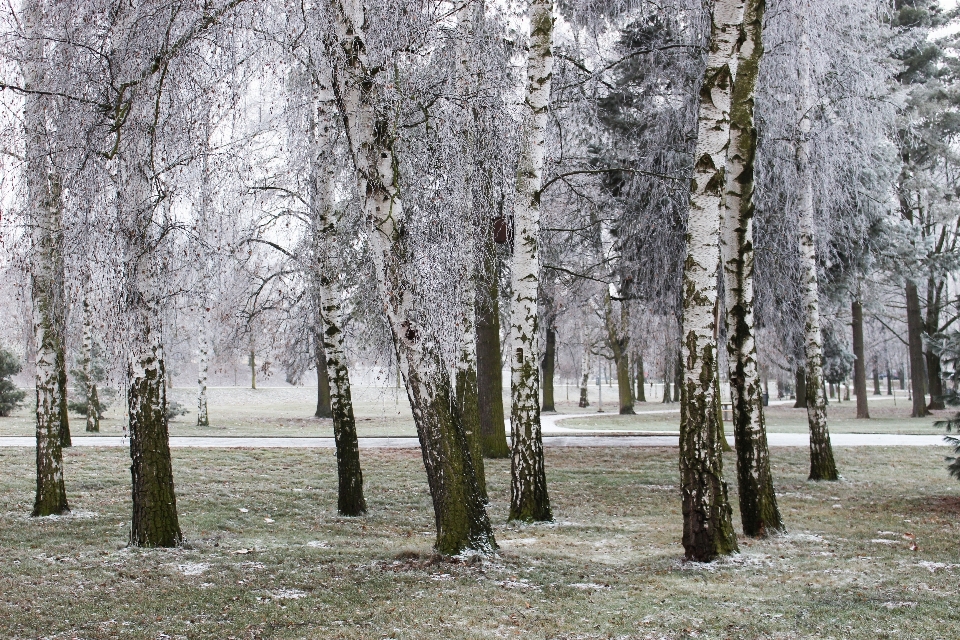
[0,349,27,417]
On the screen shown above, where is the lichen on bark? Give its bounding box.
[680,0,743,561]
[720,0,783,536]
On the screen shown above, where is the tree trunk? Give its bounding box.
[793,367,807,407]
[58,355,70,447]
[31,175,69,516]
[328,0,493,553]
[248,345,257,390]
[616,352,633,414]
[887,365,893,395]
[128,337,182,547]
[605,296,635,415]
[506,0,555,523]
[318,306,366,516]
[24,3,69,516]
[872,358,881,396]
[122,119,182,547]
[197,300,210,427]
[680,0,743,562]
[674,350,682,402]
[476,269,509,457]
[925,350,945,410]
[453,1,486,498]
[578,347,590,407]
[718,0,782,538]
[905,280,928,417]
[925,276,945,410]
[635,349,646,402]
[796,18,838,481]
[662,353,672,404]
[82,295,100,433]
[197,118,212,428]
[307,61,366,516]
[852,300,870,419]
[541,326,556,411]
[314,337,332,419]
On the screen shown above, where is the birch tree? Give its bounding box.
[794,11,837,481]
[719,0,783,536]
[680,0,742,561]
[23,0,69,516]
[306,54,367,516]
[508,0,554,523]
[453,0,486,496]
[323,0,494,553]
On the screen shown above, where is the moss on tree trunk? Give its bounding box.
[323,322,366,516]
[128,344,182,547]
[58,356,70,448]
[315,337,332,419]
[476,253,509,459]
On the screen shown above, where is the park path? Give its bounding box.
[0,433,946,448]
[0,400,945,449]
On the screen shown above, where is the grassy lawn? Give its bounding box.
[2,444,959,638]
[558,396,948,435]
[0,386,419,438]
[0,386,945,439]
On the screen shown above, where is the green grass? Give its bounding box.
[2,444,960,638]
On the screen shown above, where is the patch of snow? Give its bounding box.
[870,539,898,545]
[177,563,209,576]
[882,601,916,610]
[500,537,537,546]
[781,533,825,543]
[569,582,609,590]
[916,561,960,573]
[270,588,307,600]
[307,540,330,548]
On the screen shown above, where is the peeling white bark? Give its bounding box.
[24,0,68,516]
[680,0,743,561]
[796,18,837,481]
[327,0,492,552]
[508,0,554,523]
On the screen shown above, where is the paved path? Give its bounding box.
[0,433,947,448]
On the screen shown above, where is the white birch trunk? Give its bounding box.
[197,121,211,427]
[197,301,210,426]
[24,0,69,516]
[796,19,838,481]
[454,1,486,497]
[307,57,366,515]
[579,345,590,408]
[720,0,783,536]
[508,0,554,523]
[326,0,493,553]
[82,294,100,433]
[679,0,743,561]
[121,101,182,547]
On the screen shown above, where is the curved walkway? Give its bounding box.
[0,433,947,448]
